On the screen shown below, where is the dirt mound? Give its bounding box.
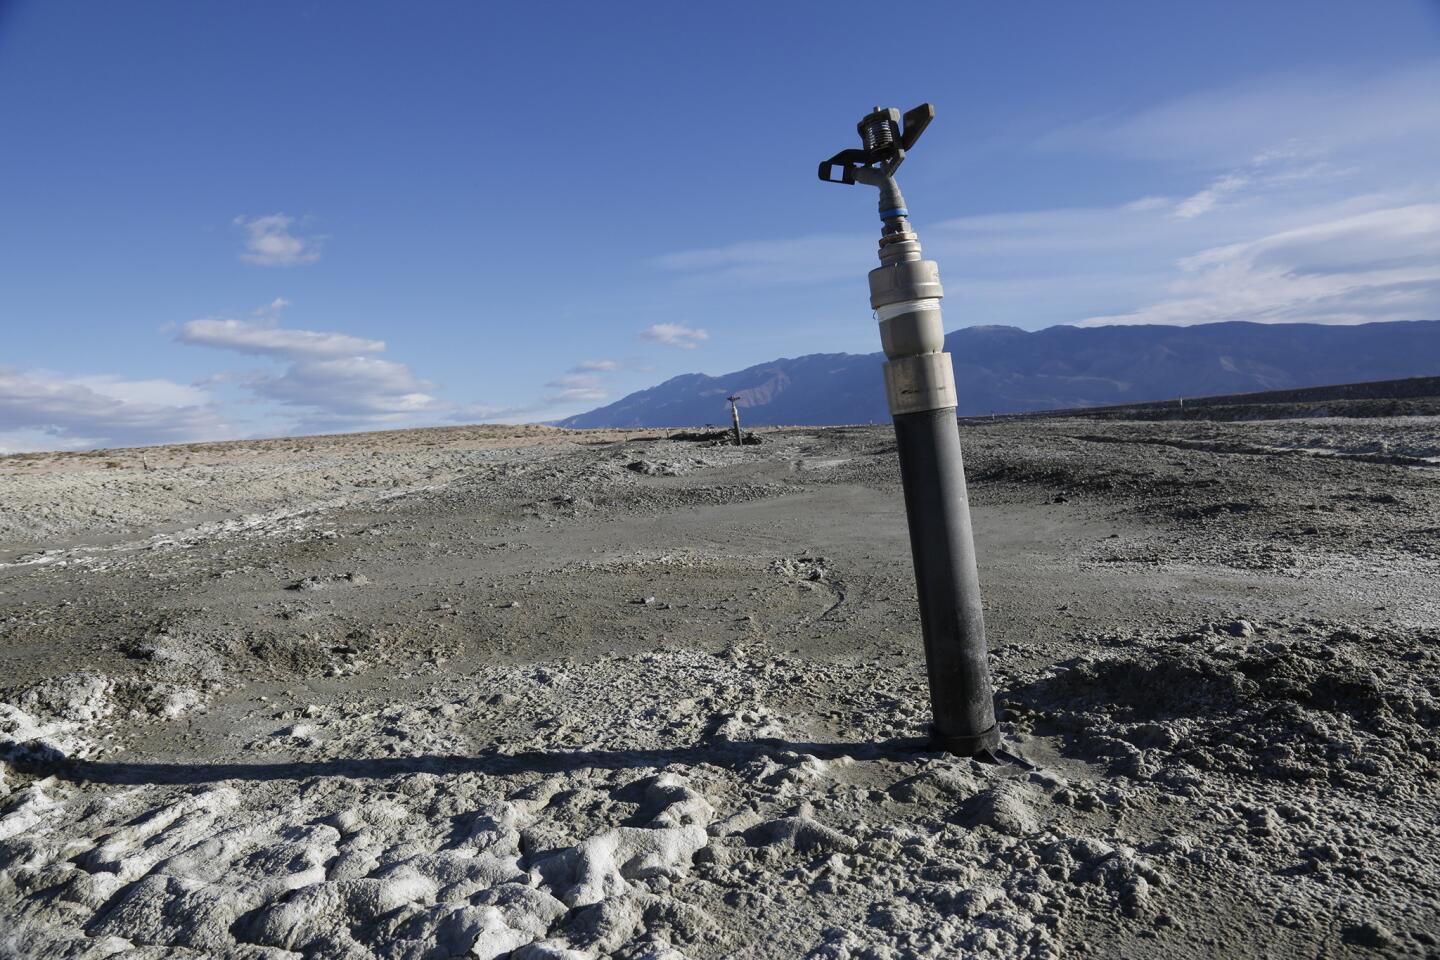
[1005,624,1440,786]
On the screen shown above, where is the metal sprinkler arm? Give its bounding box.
[820,105,933,233]
[818,103,933,187]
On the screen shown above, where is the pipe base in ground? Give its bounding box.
[929,722,1001,757]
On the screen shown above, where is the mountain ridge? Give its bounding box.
[558,320,1440,428]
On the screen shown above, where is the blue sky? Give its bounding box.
[1,1,1438,451]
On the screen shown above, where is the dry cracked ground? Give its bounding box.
[0,417,1436,959]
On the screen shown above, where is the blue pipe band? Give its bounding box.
[880,208,909,218]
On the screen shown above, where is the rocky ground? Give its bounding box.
[0,417,1436,959]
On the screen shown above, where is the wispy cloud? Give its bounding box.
[647,62,1440,331]
[234,213,324,267]
[179,318,385,359]
[570,359,617,372]
[545,373,602,389]
[1081,204,1440,327]
[640,322,710,349]
[1168,146,1340,221]
[1171,174,1250,220]
[458,360,624,426]
[655,233,868,287]
[452,388,606,425]
[452,401,536,423]
[643,180,1440,331]
[1041,62,1440,166]
[0,369,228,451]
[545,386,607,404]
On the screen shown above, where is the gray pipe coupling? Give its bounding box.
[884,352,957,415]
[869,259,944,309]
[879,298,956,414]
[878,301,945,357]
[874,262,955,415]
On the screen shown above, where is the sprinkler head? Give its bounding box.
[818,103,935,185]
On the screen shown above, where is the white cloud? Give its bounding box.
[6,301,454,450]
[1081,204,1440,327]
[250,356,444,432]
[640,323,710,349]
[68,375,211,408]
[175,302,445,433]
[179,317,386,359]
[0,369,229,451]
[234,214,324,267]
[571,359,617,372]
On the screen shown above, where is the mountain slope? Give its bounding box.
[558,320,1440,428]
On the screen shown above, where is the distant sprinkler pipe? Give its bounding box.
[819,104,1001,756]
[727,395,743,446]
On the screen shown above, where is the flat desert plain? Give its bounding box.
[1,416,1437,959]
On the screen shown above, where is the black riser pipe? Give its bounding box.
[892,407,1000,753]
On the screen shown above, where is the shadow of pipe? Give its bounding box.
[7,736,942,787]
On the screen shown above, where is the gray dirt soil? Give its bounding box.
[0,417,1436,959]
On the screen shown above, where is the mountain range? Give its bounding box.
[558,320,1440,428]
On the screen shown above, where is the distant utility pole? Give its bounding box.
[820,104,1000,756]
[726,396,743,446]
